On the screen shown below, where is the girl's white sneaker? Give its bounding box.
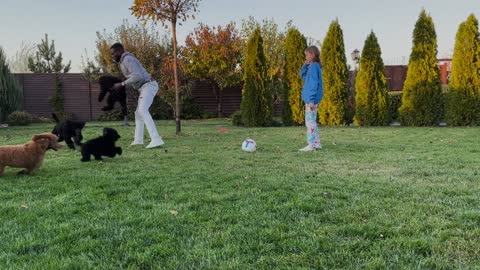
[299,145,315,152]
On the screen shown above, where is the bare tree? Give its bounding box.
[9,42,35,73]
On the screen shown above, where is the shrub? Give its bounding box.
[98,109,125,121]
[6,111,32,126]
[388,91,403,122]
[232,110,243,126]
[181,96,204,120]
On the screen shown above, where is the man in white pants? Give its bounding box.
[110,43,164,149]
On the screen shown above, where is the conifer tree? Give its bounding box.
[446,14,480,125]
[354,31,389,126]
[320,20,349,126]
[399,9,443,126]
[0,47,22,122]
[284,27,307,125]
[240,28,272,127]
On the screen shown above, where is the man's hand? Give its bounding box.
[112,82,123,91]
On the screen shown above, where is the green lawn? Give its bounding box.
[0,119,479,269]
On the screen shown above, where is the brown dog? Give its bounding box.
[0,133,62,176]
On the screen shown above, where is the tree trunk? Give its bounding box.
[172,22,181,135]
[218,89,223,118]
[214,83,223,118]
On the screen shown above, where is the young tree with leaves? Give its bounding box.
[182,22,242,117]
[240,28,272,127]
[354,31,389,126]
[94,20,191,120]
[95,20,167,78]
[399,9,443,126]
[131,0,201,135]
[241,17,290,99]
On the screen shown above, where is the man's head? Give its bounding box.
[110,43,125,63]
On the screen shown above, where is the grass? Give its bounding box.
[0,119,479,269]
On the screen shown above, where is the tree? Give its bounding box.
[95,20,167,80]
[28,34,71,73]
[182,22,242,117]
[9,42,35,73]
[446,14,480,125]
[240,28,272,127]
[81,50,103,83]
[95,20,178,118]
[131,0,201,135]
[158,51,191,117]
[320,19,349,126]
[399,9,443,126]
[354,31,389,126]
[28,34,71,115]
[0,47,22,122]
[241,17,290,99]
[284,27,307,125]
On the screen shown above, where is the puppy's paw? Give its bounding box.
[116,147,123,155]
[81,158,90,162]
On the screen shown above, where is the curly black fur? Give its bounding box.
[81,127,122,162]
[51,113,85,150]
[98,75,127,117]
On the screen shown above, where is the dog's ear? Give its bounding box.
[32,133,59,142]
[32,133,62,151]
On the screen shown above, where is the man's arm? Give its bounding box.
[122,56,144,86]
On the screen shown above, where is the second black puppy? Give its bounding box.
[52,113,85,150]
[81,128,122,162]
[98,75,128,126]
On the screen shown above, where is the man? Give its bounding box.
[110,43,164,149]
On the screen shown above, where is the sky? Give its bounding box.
[1,0,479,72]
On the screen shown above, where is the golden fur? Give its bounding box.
[0,133,62,176]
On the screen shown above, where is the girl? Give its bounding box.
[299,46,323,152]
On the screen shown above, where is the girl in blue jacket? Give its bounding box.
[299,46,323,152]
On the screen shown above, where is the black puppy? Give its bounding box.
[51,113,85,150]
[98,75,128,126]
[81,127,122,162]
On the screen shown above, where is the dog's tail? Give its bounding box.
[52,113,60,123]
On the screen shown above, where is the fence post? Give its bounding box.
[88,80,92,121]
